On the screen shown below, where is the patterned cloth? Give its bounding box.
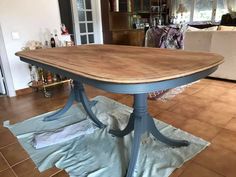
[145,26,184,49]
[145,26,184,100]
[159,27,184,49]
[145,27,164,48]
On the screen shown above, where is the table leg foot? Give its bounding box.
[89,100,98,107]
[111,94,189,177]
[109,113,134,137]
[43,88,75,121]
[147,115,190,147]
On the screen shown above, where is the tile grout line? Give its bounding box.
[164,101,179,112]
[0,141,17,150]
[173,161,194,177]
[10,157,30,168]
[222,116,236,128]
[0,142,31,175]
[10,168,18,177]
[193,161,227,177]
[2,144,63,176]
[165,95,231,132]
[222,127,236,134]
[192,115,233,131]
[0,152,18,177]
[210,128,236,154]
[49,169,63,177]
[209,127,226,143]
[0,152,9,173]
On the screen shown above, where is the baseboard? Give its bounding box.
[206,76,236,83]
[16,87,34,96]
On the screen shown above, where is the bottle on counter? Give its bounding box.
[44,40,50,48]
[52,73,57,82]
[54,34,61,47]
[47,72,52,84]
[50,34,56,48]
[31,66,40,82]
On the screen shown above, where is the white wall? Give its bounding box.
[0,0,61,94]
[0,25,15,96]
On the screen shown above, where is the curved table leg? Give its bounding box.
[43,88,75,121]
[125,94,148,177]
[43,80,105,128]
[109,113,134,137]
[75,81,106,129]
[126,114,144,177]
[109,93,189,177]
[147,115,189,147]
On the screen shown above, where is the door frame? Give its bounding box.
[0,62,6,95]
[70,0,103,45]
[0,24,16,97]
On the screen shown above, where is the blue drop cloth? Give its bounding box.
[4,96,209,177]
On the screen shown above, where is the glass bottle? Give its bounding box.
[50,34,56,48]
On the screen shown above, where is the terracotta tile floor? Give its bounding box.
[0,79,236,177]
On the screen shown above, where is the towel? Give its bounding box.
[33,119,97,149]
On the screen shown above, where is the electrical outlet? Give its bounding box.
[11,32,20,40]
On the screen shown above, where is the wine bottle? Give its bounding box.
[47,72,52,84]
[50,34,56,48]
[55,34,61,47]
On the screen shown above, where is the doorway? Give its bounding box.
[0,61,6,95]
[0,24,16,97]
[71,0,103,45]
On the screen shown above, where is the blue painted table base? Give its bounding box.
[43,80,105,129]
[109,93,189,177]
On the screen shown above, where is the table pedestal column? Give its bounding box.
[43,80,105,129]
[110,93,189,177]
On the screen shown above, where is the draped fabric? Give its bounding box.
[145,26,184,100]
[145,27,164,48]
[159,27,184,49]
[145,26,183,49]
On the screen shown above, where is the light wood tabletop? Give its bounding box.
[16,44,223,84]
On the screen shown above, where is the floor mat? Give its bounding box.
[4,96,209,177]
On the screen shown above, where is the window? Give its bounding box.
[175,0,192,23]
[77,0,95,44]
[173,0,230,24]
[215,0,228,22]
[193,0,213,22]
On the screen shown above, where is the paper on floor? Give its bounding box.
[32,119,97,149]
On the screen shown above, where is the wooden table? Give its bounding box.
[16,45,223,177]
